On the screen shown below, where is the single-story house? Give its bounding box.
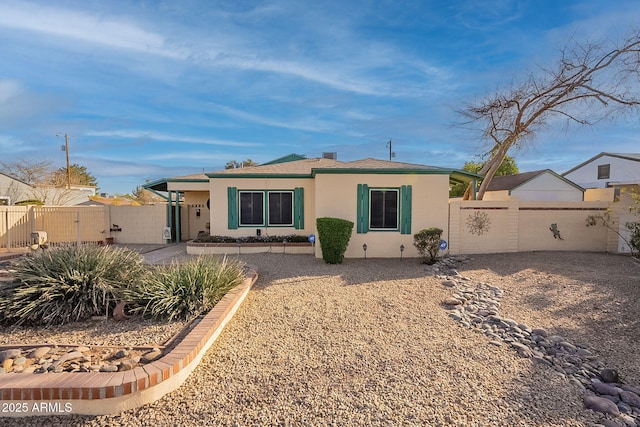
[563,152,640,189]
[0,172,31,205]
[144,154,479,258]
[0,171,96,206]
[482,169,585,201]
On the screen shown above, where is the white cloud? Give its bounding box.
[85,130,261,147]
[0,2,185,58]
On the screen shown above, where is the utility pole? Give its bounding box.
[57,133,71,189]
[386,139,395,161]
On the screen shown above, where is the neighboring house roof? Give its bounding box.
[562,152,640,176]
[260,153,308,165]
[0,171,32,187]
[486,169,584,193]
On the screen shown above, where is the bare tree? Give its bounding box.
[461,30,640,200]
[0,159,53,185]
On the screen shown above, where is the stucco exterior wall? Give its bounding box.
[107,205,168,244]
[449,200,610,254]
[314,173,450,258]
[209,177,316,239]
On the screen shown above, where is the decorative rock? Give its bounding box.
[530,328,548,337]
[437,258,640,426]
[584,394,620,416]
[99,364,119,372]
[73,346,91,353]
[3,358,14,371]
[119,360,135,371]
[591,381,622,396]
[141,349,162,363]
[57,351,84,363]
[13,356,26,366]
[114,349,130,359]
[621,385,640,395]
[0,349,21,362]
[600,368,620,383]
[28,347,52,359]
[620,390,640,408]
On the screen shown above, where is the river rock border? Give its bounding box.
[435,256,640,427]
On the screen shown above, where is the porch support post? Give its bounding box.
[175,192,181,243]
[167,191,174,243]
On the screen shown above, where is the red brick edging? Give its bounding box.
[0,267,258,417]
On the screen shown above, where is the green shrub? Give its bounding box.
[413,228,443,264]
[626,221,640,257]
[316,217,354,264]
[123,255,245,321]
[195,234,309,243]
[0,246,146,326]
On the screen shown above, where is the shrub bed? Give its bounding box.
[194,234,310,244]
[0,246,147,326]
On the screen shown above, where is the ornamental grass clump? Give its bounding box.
[0,245,146,326]
[123,255,245,321]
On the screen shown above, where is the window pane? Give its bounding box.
[597,164,610,180]
[240,192,263,225]
[370,190,398,229]
[268,192,293,225]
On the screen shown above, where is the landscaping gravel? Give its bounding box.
[2,251,639,426]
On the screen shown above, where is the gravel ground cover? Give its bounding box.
[1,251,639,426]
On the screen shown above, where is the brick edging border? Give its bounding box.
[0,267,259,417]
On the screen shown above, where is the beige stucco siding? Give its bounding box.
[314,173,450,258]
[209,177,315,238]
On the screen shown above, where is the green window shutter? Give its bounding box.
[227,187,238,229]
[294,187,304,229]
[400,185,412,235]
[356,184,369,234]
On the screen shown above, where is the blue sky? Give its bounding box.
[1,0,639,195]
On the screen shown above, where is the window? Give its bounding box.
[268,192,293,226]
[357,184,412,234]
[369,189,398,230]
[239,192,264,225]
[227,187,304,229]
[597,164,610,180]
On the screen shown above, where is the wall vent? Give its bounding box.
[322,152,337,160]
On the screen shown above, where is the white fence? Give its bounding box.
[0,205,169,250]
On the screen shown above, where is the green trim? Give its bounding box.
[312,168,455,176]
[227,187,238,229]
[400,185,412,235]
[294,187,304,229]
[230,188,305,229]
[208,173,312,179]
[356,184,369,233]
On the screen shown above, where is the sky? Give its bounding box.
[1,0,639,195]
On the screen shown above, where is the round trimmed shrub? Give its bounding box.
[316,217,354,264]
